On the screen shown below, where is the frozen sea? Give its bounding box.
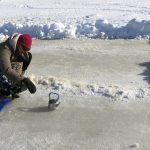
[1,39,150,150]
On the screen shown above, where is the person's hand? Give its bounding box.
[22,77,36,94]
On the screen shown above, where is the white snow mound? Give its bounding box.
[0,18,150,39]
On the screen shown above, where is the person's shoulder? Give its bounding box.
[0,38,9,48]
[0,39,12,55]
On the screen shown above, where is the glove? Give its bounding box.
[22,77,36,94]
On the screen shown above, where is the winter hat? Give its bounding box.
[17,34,32,50]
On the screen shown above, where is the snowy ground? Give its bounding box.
[0,0,150,39]
[1,39,150,150]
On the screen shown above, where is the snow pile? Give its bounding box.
[0,18,150,40]
[30,75,150,101]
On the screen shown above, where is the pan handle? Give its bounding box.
[49,92,59,101]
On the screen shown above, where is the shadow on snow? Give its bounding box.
[139,61,150,84]
[17,106,54,113]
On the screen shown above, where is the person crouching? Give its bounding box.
[0,33,36,99]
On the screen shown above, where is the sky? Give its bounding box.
[0,0,150,39]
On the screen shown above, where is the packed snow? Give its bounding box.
[0,0,150,39]
[29,75,148,101]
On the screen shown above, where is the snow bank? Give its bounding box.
[30,75,150,101]
[0,18,150,40]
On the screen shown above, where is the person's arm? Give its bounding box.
[22,52,32,72]
[21,52,32,76]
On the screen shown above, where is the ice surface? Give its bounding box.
[25,39,150,102]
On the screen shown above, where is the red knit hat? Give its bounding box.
[17,34,32,50]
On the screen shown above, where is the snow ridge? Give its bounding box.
[30,75,149,101]
[0,18,150,40]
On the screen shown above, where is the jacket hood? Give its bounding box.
[8,33,21,51]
